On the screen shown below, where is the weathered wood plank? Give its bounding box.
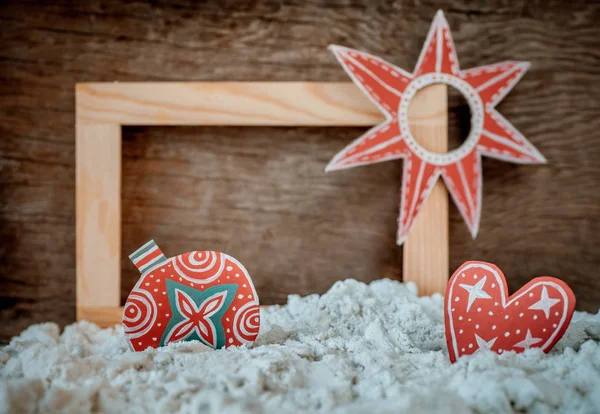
[1,0,600,341]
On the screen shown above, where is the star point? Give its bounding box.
[474,334,497,353]
[513,329,542,350]
[459,276,492,312]
[528,286,561,319]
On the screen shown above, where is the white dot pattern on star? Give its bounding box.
[326,11,546,245]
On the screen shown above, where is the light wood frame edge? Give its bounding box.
[75,81,447,328]
[75,82,383,327]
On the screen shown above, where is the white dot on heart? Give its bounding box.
[461,348,465,352]
[516,329,521,334]
[468,343,473,348]
[491,283,496,288]
[543,328,546,332]
[455,297,460,302]
[519,313,523,317]
[498,349,503,354]
[555,311,559,316]
[227,266,233,271]
[553,324,557,328]
[459,329,463,334]
[492,325,496,330]
[504,332,510,337]
[515,301,519,306]
[458,316,463,320]
[474,275,478,279]
[529,293,534,297]
[475,324,479,329]
[228,338,233,344]
[488,311,493,316]
[505,315,509,320]
[533,315,538,320]
[238,294,243,299]
[477,307,481,312]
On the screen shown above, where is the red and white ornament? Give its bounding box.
[444,261,575,363]
[326,11,546,244]
[123,240,260,351]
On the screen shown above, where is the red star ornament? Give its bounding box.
[326,10,546,245]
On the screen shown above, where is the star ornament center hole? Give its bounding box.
[399,73,485,166]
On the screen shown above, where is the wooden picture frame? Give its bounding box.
[75,82,447,327]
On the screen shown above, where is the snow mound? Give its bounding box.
[1,279,600,413]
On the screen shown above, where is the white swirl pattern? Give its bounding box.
[233,301,260,344]
[122,289,157,339]
[173,251,225,284]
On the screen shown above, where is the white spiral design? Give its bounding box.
[233,301,260,344]
[173,251,225,283]
[123,289,157,339]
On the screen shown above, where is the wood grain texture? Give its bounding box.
[1,0,600,341]
[403,84,449,296]
[76,123,121,315]
[77,82,382,126]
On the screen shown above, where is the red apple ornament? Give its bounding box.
[445,261,575,363]
[123,240,260,351]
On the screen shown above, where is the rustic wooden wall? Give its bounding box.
[1,0,599,342]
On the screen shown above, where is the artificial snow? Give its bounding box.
[1,279,600,413]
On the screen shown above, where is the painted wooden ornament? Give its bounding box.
[123,240,260,351]
[445,261,575,363]
[326,10,546,245]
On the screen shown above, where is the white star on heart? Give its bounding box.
[459,276,492,312]
[513,329,542,350]
[528,286,561,319]
[474,334,497,353]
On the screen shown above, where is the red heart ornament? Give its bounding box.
[444,261,575,363]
